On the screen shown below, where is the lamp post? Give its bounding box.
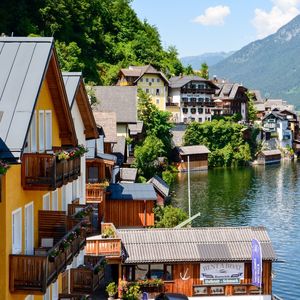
[187,155,191,219]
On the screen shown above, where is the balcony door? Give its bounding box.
[12,208,22,254]
[25,202,34,255]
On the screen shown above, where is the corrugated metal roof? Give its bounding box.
[93,86,138,123]
[120,168,137,182]
[62,72,81,107]
[148,175,169,197]
[118,227,276,263]
[107,183,157,201]
[0,37,53,157]
[179,145,210,155]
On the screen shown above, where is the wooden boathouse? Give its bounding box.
[117,226,276,299]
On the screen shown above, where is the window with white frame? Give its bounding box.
[52,280,58,300]
[12,208,22,254]
[52,190,58,211]
[30,111,37,152]
[43,193,51,210]
[39,110,45,153]
[45,110,52,150]
[62,185,67,212]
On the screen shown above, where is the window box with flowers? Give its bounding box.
[0,160,10,175]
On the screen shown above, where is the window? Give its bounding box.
[88,166,99,183]
[198,117,202,122]
[45,110,52,150]
[198,108,203,114]
[191,108,196,114]
[146,78,149,82]
[30,111,37,152]
[43,193,50,210]
[72,181,77,200]
[62,185,67,212]
[152,78,155,82]
[146,88,149,94]
[25,202,34,255]
[156,99,160,105]
[233,286,247,294]
[156,89,160,95]
[39,110,45,152]
[52,190,58,211]
[182,108,188,114]
[52,280,58,300]
[210,286,224,295]
[190,117,195,122]
[12,208,22,254]
[157,78,160,82]
[149,82,152,86]
[140,78,143,82]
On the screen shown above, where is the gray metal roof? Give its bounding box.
[118,226,276,263]
[107,183,157,201]
[179,145,210,155]
[62,72,81,107]
[0,37,53,157]
[214,83,247,100]
[97,152,117,162]
[112,136,126,165]
[120,168,137,183]
[148,175,169,197]
[93,86,138,123]
[169,75,218,89]
[261,150,282,156]
[93,111,117,143]
[128,121,143,135]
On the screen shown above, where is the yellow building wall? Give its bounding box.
[0,79,65,300]
[137,74,167,111]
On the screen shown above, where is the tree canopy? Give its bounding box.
[184,120,254,167]
[0,0,187,84]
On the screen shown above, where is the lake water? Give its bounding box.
[173,162,300,300]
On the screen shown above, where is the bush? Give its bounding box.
[154,205,188,228]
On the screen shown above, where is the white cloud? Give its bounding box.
[252,0,300,39]
[193,5,230,26]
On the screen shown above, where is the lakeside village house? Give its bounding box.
[0,36,278,300]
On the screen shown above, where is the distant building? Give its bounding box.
[148,175,170,205]
[262,111,292,148]
[117,65,169,111]
[257,150,282,165]
[213,82,249,121]
[168,75,218,124]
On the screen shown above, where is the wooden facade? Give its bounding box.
[178,153,209,172]
[105,199,155,227]
[122,261,272,297]
[257,151,281,165]
[86,158,114,183]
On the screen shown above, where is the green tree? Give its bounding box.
[137,89,173,152]
[133,135,165,179]
[199,62,209,79]
[154,205,188,228]
[184,119,255,167]
[246,92,258,122]
[184,64,194,75]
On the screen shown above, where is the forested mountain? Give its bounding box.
[181,51,235,70]
[0,0,184,84]
[210,15,300,107]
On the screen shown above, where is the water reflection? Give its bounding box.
[173,162,300,300]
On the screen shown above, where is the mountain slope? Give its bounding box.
[181,51,234,69]
[210,15,300,107]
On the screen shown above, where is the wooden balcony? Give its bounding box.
[10,220,87,294]
[70,256,105,295]
[22,153,81,190]
[86,223,121,262]
[181,88,215,94]
[59,295,92,300]
[86,183,106,204]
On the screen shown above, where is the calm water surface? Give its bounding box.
[173,162,300,300]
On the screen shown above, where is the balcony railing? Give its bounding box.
[70,256,105,295]
[86,183,106,203]
[22,153,80,190]
[181,88,215,94]
[10,220,87,294]
[59,295,92,300]
[85,223,121,258]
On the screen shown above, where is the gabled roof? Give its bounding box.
[0,37,77,157]
[118,226,276,263]
[93,111,117,143]
[112,136,126,165]
[169,75,219,89]
[148,175,169,197]
[120,168,138,183]
[214,83,247,100]
[262,111,286,121]
[63,72,98,140]
[261,150,281,156]
[179,145,210,156]
[107,183,157,201]
[119,64,169,85]
[93,86,138,123]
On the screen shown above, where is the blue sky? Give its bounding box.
[131,0,300,57]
